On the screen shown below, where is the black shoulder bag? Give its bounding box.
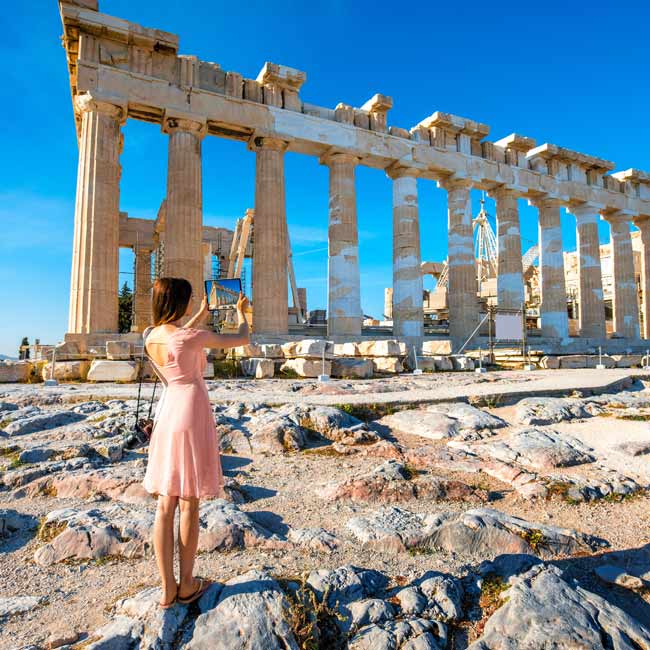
[125,339,159,450]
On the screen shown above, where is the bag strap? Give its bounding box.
[134,331,149,426]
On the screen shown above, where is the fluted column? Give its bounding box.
[491,186,525,310]
[568,203,606,339]
[605,212,640,338]
[387,165,423,346]
[68,93,125,334]
[531,197,569,339]
[636,218,650,339]
[203,242,213,280]
[132,248,152,332]
[322,152,362,336]
[250,136,289,335]
[441,178,478,348]
[162,115,206,303]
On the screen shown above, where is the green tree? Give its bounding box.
[19,336,29,360]
[118,282,133,333]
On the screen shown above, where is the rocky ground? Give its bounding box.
[1,372,650,649]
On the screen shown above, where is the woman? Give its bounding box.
[142,277,250,608]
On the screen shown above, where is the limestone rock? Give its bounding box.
[40,360,90,381]
[349,618,447,650]
[325,460,485,504]
[87,360,139,382]
[3,410,86,436]
[432,356,454,371]
[468,565,650,650]
[287,527,340,552]
[282,339,332,359]
[34,504,154,566]
[306,565,388,608]
[240,358,275,378]
[514,396,596,425]
[594,564,650,592]
[333,342,360,356]
[348,507,606,558]
[332,358,374,379]
[612,354,644,368]
[451,356,475,371]
[455,429,596,470]
[372,357,404,374]
[187,570,299,650]
[0,361,32,383]
[558,354,615,369]
[539,355,560,369]
[244,409,307,452]
[0,596,44,621]
[281,358,331,378]
[0,509,38,538]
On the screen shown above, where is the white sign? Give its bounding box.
[495,313,523,340]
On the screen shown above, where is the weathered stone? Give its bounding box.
[0,509,38,538]
[468,565,650,649]
[306,565,388,608]
[240,358,275,378]
[282,339,332,359]
[187,570,299,650]
[287,527,340,552]
[331,358,374,379]
[594,564,650,592]
[538,355,560,369]
[421,341,452,355]
[450,356,475,371]
[558,354,615,369]
[281,358,331,377]
[514,396,596,425]
[333,342,360,356]
[0,361,32,383]
[3,410,85,436]
[87,360,138,382]
[612,354,645,367]
[40,360,90,381]
[372,357,404,374]
[348,507,606,558]
[358,340,403,357]
[106,340,132,360]
[432,356,454,371]
[0,596,44,621]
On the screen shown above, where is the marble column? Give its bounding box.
[203,242,213,280]
[441,179,478,348]
[531,197,569,339]
[132,248,152,332]
[250,136,289,335]
[387,166,423,346]
[68,94,125,334]
[323,152,362,336]
[605,212,640,338]
[569,203,606,339]
[162,115,205,304]
[492,187,525,310]
[636,218,650,339]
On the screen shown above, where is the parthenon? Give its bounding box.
[60,0,650,353]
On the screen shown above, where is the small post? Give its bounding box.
[318,340,330,382]
[596,345,606,370]
[488,305,494,365]
[44,348,59,386]
[412,344,423,375]
[643,349,650,371]
[523,344,534,371]
[475,347,487,374]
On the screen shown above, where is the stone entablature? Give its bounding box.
[59,2,649,216]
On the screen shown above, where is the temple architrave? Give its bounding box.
[59,0,650,353]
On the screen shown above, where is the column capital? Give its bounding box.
[248,134,289,153]
[319,149,360,167]
[527,194,562,209]
[438,176,473,191]
[385,161,419,180]
[633,215,650,234]
[567,201,605,223]
[74,92,127,124]
[487,184,522,200]
[162,110,207,138]
[601,208,635,226]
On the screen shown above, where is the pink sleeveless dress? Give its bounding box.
[142,327,224,499]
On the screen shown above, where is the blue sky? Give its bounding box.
[1,0,649,356]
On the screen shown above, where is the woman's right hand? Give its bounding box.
[236,292,250,314]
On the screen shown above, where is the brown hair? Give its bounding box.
[152,277,193,325]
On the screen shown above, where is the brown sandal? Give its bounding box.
[177,577,212,605]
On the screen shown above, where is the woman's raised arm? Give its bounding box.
[186,293,251,350]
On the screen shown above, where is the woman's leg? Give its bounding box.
[178,496,201,597]
[154,495,178,604]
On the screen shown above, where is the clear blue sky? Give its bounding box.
[1,0,649,356]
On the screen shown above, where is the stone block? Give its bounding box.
[203,363,215,379]
[234,343,263,358]
[612,354,644,368]
[106,341,131,360]
[241,358,275,379]
[358,340,402,357]
[332,342,360,357]
[432,356,454,371]
[415,357,436,372]
[280,358,330,378]
[282,339,332,359]
[55,341,81,358]
[451,356,475,371]
[558,355,615,369]
[87,360,138,382]
[372,357,404,374]
[331,358,374,379]
[0,361,32,383]
[41,361,90,382]
[539,356,560,369]
[422,340,453,355]
[261,344,284,359]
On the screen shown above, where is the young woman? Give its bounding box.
[142,277,250,608]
